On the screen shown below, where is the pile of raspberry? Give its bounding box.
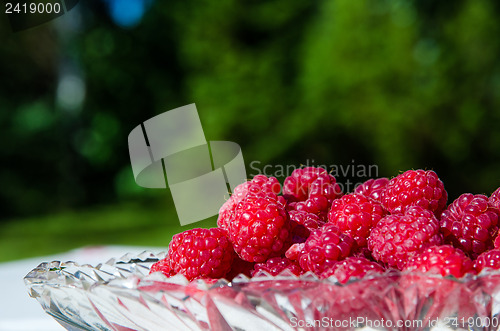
[150,168,500,283]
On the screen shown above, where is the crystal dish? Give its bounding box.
[24,251,500,331]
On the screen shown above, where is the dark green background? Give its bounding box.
[0,0,499,261]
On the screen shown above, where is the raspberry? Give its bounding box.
[327,193,386,249]
[226,194,291,262]
[440,193,499,258]
[251,257,303,277]
[320,257,385,283]
[283,167,340,201]
[475,249,500,273]
[283,167,342,219]
[368,205,443,269]
[288,223,355,275]
[218,175,281,231]
[404,245,475,278]
[354,177,389,204]
[489,186,500,211]
[149,257,175,277]
[381,169,447,216]
[166,228,235,281]
[289,210,325,243]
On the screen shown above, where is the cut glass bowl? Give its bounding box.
[24,251,500,331]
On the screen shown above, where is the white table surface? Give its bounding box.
[0,245,166,331]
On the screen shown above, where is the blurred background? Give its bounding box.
[1,0,500,262]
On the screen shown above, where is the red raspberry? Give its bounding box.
[475,249,500,273]
[381,169,447,216]
[218,175,281,231]
[289,210,325,243]
[287,223,354,275]
[328,193,386,249]
[149,257,175,277]
[440,193,499,258]
[227,194,291,262]
[368,206,443,269]
[404,245,475,278]
[283,167,340,201]
[251,257,303,277]
[166,228,235,281]
[489,186,500,211]
[354,177,389,204]
[283,167,342,219]
[320,257,385,283]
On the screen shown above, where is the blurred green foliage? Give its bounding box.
[0,0,500,243]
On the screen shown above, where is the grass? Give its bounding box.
[0,199,218,262]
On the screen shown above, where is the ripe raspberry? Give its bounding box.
[328,193,386,248]
[320,257,385,283]
[283,167,340,201]
[289,210,325,243]
[283,167,342,219]
[368,206,443,269]
[251,257,303,277]
[227,194,291,262]
[404,245,475,278]
[166,228,235,281]
[149,257,175,277]
[475,249,500,273]
[489,186,500,211]
[354,178,389,204]
[288,223,354,275]
[381,169,447,216]
[440,193,499,258]
[218,175,281,231]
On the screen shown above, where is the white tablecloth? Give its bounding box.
[0,246,165,331]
